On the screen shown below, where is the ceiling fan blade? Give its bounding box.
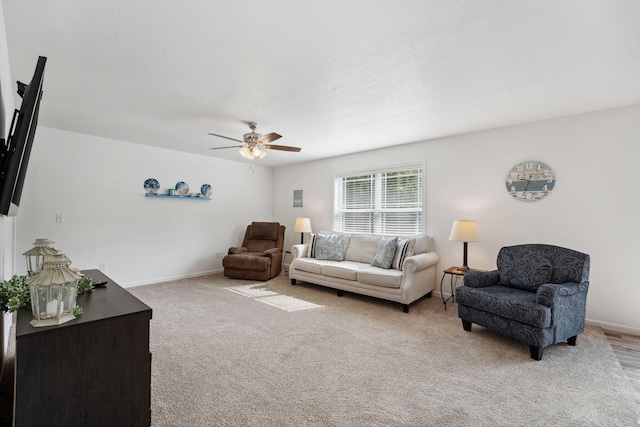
[257,132,282,144]
[263,144,301,152]
[209,145,242,150]
[208,133,243,143]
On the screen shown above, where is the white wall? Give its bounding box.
[273,103,640,335]
[0,1,16,282]
[1,2,17,355]
[15,127,274,286]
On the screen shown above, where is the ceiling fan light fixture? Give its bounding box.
[209,122,300,159]
[239,146,254,159]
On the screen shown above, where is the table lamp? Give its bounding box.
[294,217,312,244]
[449,220,479,271]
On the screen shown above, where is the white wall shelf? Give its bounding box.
[145,193,211,200]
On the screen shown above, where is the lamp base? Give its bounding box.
[457,265,470,272]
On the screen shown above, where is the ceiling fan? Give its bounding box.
[208,122,301,159]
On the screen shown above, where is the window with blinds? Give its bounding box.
[334,166,423,235]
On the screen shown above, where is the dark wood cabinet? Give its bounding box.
[14,270,152,426]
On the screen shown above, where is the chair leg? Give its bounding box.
[567,335,577,346]
[402,304,409,313]
[462,319,472,331]
[529,345,543,361]
[290,279,296,285]
[337,290,344,297]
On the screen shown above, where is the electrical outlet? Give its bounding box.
[99,262,107,271]
[215,251,225,258]
[56,213,64,223]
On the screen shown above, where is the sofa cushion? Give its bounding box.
[498,259,553,292]
[371,236,398,269]
[229,247,247,255]
[321,262,363,281]
[413,234,434,254]
[293,258,334,275]
[248,222,279,240]
[246,239,277,253]
[344,234,381,264]
[392,238,415,271]
[314,234,345,261]
[456,285,552,328]
[223,253,269,271]
[357,267,403,288]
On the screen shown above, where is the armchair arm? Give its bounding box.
[260,248,281,256]
[536,282,589,307]
[537,281,589,337]
[463,269,500,288]
[228,247,247,255]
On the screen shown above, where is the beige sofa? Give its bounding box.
[289,232,439,312]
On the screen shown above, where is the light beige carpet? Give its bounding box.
[128,273,640,427]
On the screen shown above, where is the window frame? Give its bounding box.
[333,163,425,236]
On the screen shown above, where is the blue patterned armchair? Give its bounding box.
[455,244,590,360]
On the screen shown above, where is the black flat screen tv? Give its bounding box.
[0,56,46,216]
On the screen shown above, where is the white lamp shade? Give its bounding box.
[449,220,479,242]
[294,217,312,233]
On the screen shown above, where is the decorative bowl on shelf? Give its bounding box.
[144,178,160,194]
[175,181,189,195]
[201,184,212,197]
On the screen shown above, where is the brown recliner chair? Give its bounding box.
[222,222,285,281]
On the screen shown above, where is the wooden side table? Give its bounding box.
[283,250,293,273]
[440,266,487,310]
[440,266,466,310]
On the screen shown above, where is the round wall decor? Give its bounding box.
[505,160,555,202]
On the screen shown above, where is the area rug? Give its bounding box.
[224,284,322,312]
[128,273,640,427]
[224,283,279,298]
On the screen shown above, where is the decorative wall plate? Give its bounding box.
[143,178,160,194]
[505,161,555,202]
[175,181,189,195]
[201,184,212,197]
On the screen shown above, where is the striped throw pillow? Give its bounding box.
[392,238,415,271]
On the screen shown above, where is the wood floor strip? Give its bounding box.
[604,329,640,395]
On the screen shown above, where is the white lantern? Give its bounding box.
[22,238,58,273]
[25,253,82,327]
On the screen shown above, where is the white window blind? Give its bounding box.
[334,166,423,235]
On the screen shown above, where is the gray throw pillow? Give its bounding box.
[314,234,345,261]
[371,237,398,269]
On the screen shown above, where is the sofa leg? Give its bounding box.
[567,335,577,346]
[462,319,472,331]
[337,290,344,297]
[529,345,543,361]
[290,279,296,285]
[425,291,432,299]
[402,304,409,313]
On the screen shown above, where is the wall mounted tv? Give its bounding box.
[0,56,46,216]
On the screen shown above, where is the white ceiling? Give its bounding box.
[3,1,640,167]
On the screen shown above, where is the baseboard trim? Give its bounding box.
[124,268,223,288]
[586,318,640,336]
